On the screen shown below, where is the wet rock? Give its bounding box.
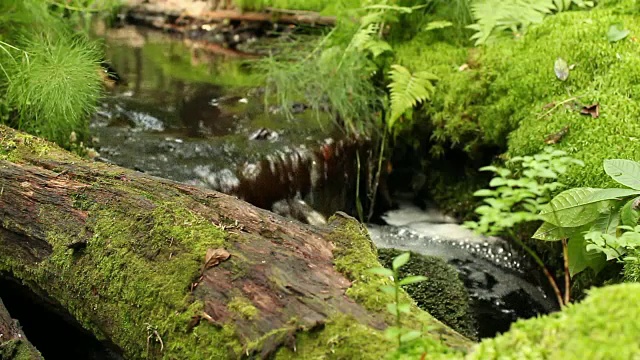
[367,199,559,338]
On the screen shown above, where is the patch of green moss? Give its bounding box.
[467,283,640,359]
[623,249,640,283]
[0,339,43,360]
[232,0,361,15]
[227,296,258,320]
[378,249,477,340]
[408,4,640,191]
[0,128,53,162]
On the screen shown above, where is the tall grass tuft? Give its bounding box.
[4,35,102,146]
[0,0,104,148]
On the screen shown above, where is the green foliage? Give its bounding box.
[233,0,362,14]
[465,147,583,235]
[369,252,429,352]
[534,159,640,276]
[0,0,104,148]
[378,248,476,339]
[469,283,640,359]
[467,0,594,45]
[387,64,437,131]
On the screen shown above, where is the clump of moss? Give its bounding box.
[468,283,640,359]
[227,296,258,320]
[623,250,640,283]
[378,248,477,340]
[0,339,43,360]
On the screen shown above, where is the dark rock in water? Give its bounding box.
[368,200,559,338]
[378,248,477,340]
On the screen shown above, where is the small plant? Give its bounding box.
[369,252,427,349]
[465,147,584,306]
[534,159,640,276]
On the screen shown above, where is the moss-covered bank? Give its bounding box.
[467,283,640,359]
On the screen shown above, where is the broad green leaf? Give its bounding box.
[607,24,630,43]
[604,159,640,190]
[399,275,428,286]
[473,189,494,197]
[587,188,640,202]
[589,207,620,236]
[621,196,640,226]
[532,221,582,241]
[539,188,607,227]
[392,252,410,270]
[368,267,394,277]
[400,330,422,343]
[567,235,607,277]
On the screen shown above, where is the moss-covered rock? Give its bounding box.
[378,248,477,340]
[399,2,640,191]
[467,283,640,359]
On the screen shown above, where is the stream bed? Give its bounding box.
[90,23,557,340]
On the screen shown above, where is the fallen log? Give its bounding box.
[0,297,43,359]
[0,125,470,359]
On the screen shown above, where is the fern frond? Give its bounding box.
[387,64,437,131]
[468,0,594,45]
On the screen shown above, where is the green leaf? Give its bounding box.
[589,207,620,236]
[587,188,640,202]
[368,267,394,277]
[397,303,411,314]
[532,221,582,241]
[400,330,422,343]
[399,275,428,286]
[607,24,630,43]
[473,189,494,197]
[554,57,569,81]
[489,177,507,187]
[621,196,640,226]
[539,188,607,227]
[567,235,607,277]
[387,303,398,315]
[425,20,453,31]
[392,252,410,270]
[603,159,640,190]
[379,285,396,295]
[388,64,437,130]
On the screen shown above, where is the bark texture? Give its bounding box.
[0,126,469,359]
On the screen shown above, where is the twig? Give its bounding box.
[536,97,577,120]
[512,236,564,307]
[562,238,570,304]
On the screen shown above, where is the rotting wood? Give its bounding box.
[0,125,470,359]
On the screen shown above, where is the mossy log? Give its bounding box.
[0,125,470,359]
[0,297,43,359]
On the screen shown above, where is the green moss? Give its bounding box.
[410,4,640,190]
[0,129,53,162]
[623,249,640,283]
[0,339,43,360]
[468,283,640,359]
[378,249,476,340]
[227,296,258,320]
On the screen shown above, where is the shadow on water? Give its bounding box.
[0,277,123,360]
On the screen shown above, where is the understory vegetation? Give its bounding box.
[0,0,117,148]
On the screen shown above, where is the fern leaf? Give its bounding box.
[387,64,437,131]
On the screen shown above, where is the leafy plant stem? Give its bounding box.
[355,151,365,223]
[394,267,401,347]
[562,238,570,304]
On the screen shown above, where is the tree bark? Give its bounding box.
[0,297,43,359]
[0,125,469,359]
